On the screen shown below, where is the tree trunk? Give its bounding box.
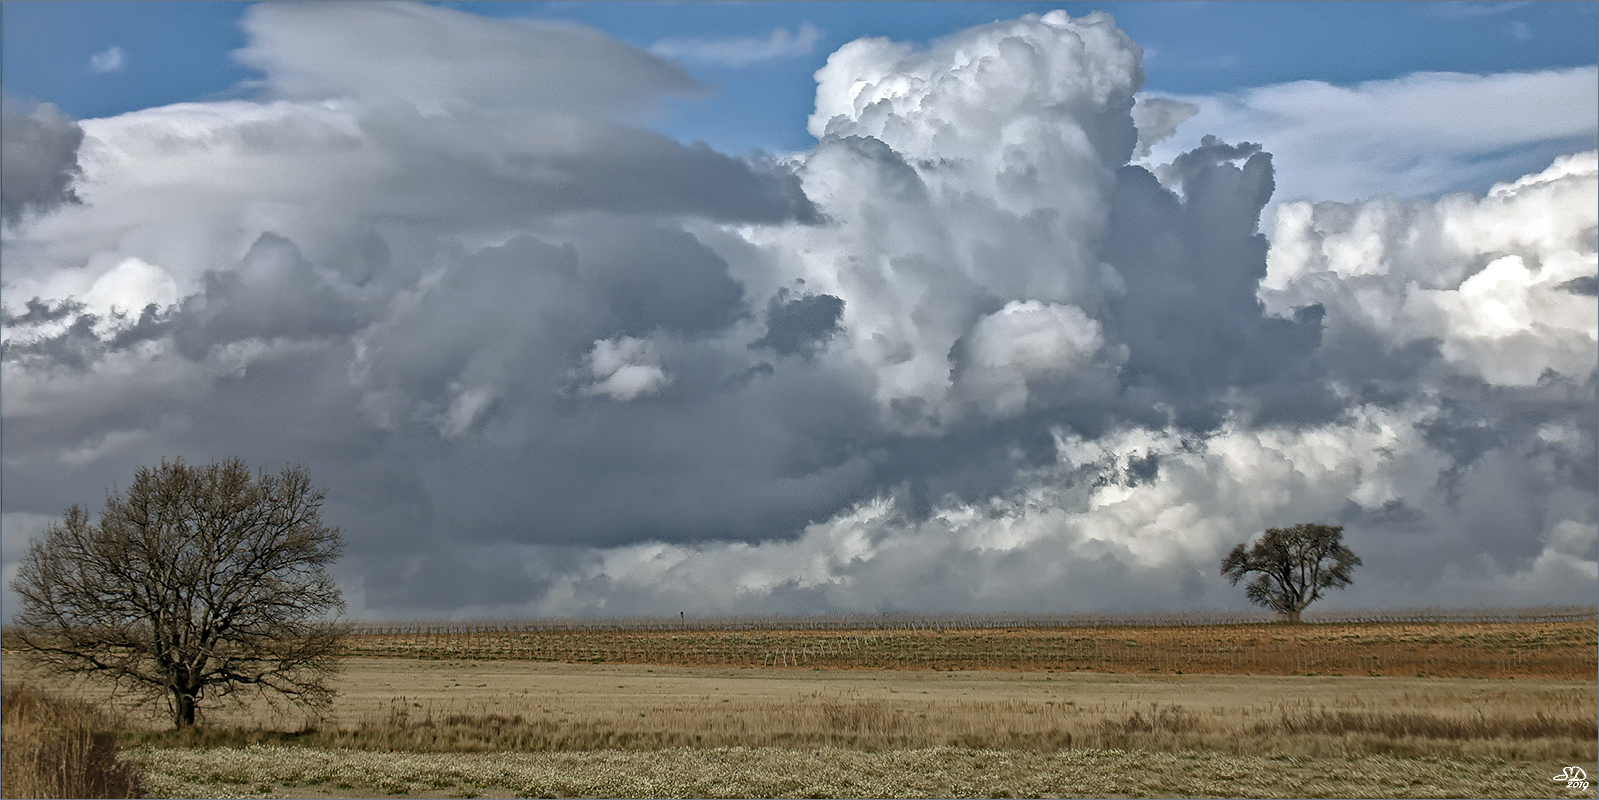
[1283,608,1303,624]
[172,687,198,728]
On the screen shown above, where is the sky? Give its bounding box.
[2,1,1595,621]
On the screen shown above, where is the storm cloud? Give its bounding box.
[3,6,1593,618]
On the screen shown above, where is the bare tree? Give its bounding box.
[10,458,346,728]
[1220,523,1361,623]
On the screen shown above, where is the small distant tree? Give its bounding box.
[1220,523,1361,623]
[10,457,347,728]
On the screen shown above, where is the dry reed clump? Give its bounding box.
[1098,703,1199,736]
[1,682,143,799]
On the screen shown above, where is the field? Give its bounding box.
[4,612,1596,798]
[338,614,1597,679]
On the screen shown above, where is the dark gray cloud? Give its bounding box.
[1104,140,1337,431]
[524,132,817,224]
[1557,275,1597,295]
[579,223,751,338]
[0,309,102,372]
[752,288,844,357]
[2,95,84,224]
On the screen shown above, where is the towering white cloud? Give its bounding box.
[744,12,1146,428]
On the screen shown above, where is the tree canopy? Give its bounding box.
[1220,523,1361,623]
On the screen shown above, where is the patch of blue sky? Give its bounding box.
[2,2,254,118]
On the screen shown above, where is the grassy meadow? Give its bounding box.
[2,612,1595,798]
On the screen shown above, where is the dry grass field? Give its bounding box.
[4,614,1595,798]
[8,654,1597,798]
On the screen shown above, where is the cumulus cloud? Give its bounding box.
[953,301,1109,419]
[1263,149,1598,387]
[651,23,824,67]
[2,6,1592,618]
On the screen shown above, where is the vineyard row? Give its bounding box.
[344,605,1597,636]
[339,620,1598,680]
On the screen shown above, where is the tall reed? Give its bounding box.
[1,682,142,799]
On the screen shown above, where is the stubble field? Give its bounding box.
[5,615,1596,798]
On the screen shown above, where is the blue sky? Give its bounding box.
[2,2,1596,619]
[6,1,1597,154]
